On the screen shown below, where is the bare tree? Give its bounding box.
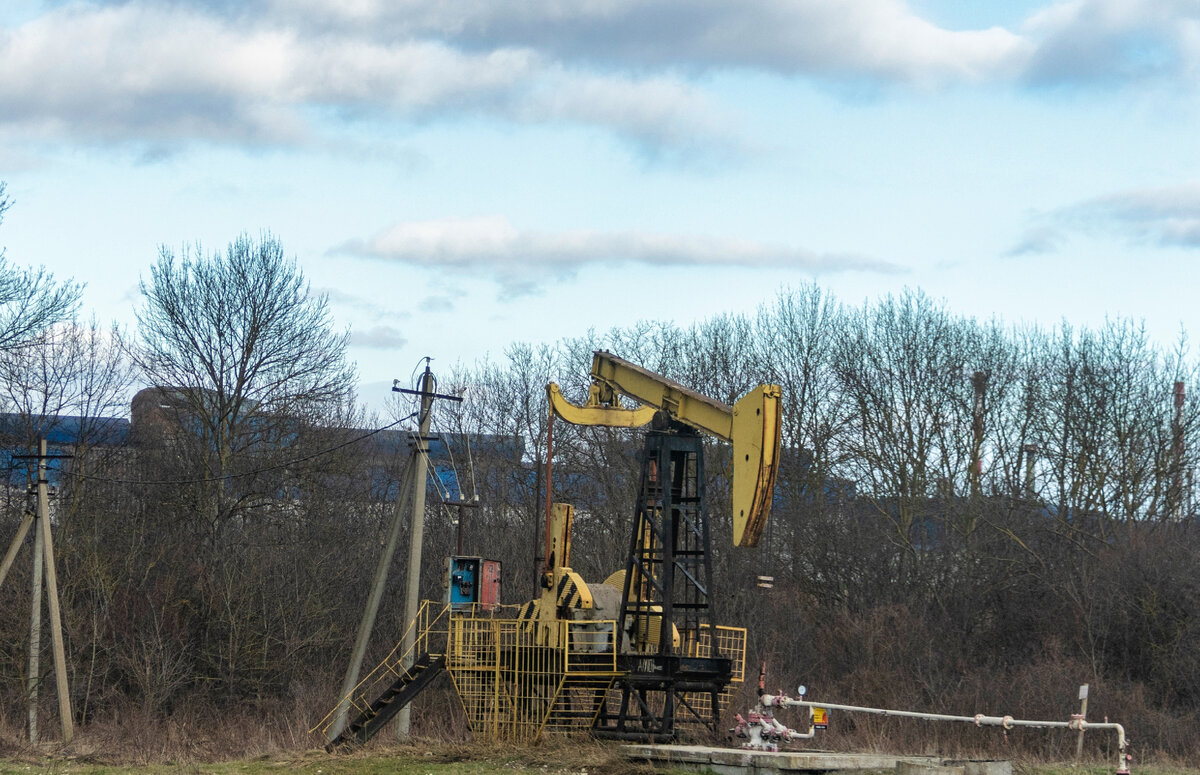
[134,232,356,536]
[128,233,361,701]
[831,292,971,562]
[0,182,83,356]
[0,318,136,528]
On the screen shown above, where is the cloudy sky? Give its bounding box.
[2,0,1200,398]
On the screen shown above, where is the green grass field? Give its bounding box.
[0,741,1193,775]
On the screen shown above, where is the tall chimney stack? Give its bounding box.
[1171,381,1185,520]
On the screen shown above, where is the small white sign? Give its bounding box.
[1079,684,1089,700]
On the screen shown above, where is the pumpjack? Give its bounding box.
[529,351,782,739]
[314,351,781,745]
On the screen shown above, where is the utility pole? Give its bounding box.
[37,439,73,744]
[1,440,74,745]
[328,359,460,744]
[28,468,43,744]
[329,465,415,741]
[396,361,436,738]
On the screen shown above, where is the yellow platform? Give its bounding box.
[314,600,746,743]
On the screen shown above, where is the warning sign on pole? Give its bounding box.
[812,707,829,729]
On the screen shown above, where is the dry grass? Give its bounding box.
[1,715,1195,775]
[2,741,1197,775]
[0,676,1192,775]
[0,688,659,775]
[0,737,661,775]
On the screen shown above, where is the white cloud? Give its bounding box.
[334,215,905,298]
[1007,224,1066,256]
[10,0,1200,160]
[0,2,736,154]
[519,70,736,157]
[1071,184,1200,247]
[0,4,306,145]
[1013,182,1200,253]
[315,286,400,320]
[350,324,408,349]
[293,41,538,110]
[257,0,1200,88]
[1022,0,1200,84]
[264,0,1033,87]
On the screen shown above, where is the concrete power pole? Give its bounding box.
[2,439,74,745]
[329,464,415,740]
[396,362,436,738]
[327,359,460,744]
[36,440,73,744]
[27,466,43,744]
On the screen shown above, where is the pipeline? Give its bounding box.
[730,663,817,751]
[729,689,815,751]
[773,697,1130,775]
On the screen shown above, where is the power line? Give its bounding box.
[406,424,456,503]
[50,411,420,487]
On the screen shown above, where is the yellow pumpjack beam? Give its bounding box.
[547,351,782,548]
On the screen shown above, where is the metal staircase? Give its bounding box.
[327,652,446,748]
[312,600,451,748]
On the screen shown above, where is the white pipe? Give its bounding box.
[774,698,1129,774]
[767,713,815,739]
[731,703,816,750]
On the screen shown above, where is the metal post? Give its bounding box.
[0,511,33,590]
[456,504,465,556]
[397,363,435,738]
[37,439,73,744]
[1075,684,1088,761]
[543,407,554,574]
[27,445,45,745]
[329,463,415,741]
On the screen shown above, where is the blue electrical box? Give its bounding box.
[445,556,501,610]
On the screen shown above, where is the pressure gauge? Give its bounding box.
[797,685,807,696]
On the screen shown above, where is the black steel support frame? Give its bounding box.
[598,427,725,739]
[618,428,713,651]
